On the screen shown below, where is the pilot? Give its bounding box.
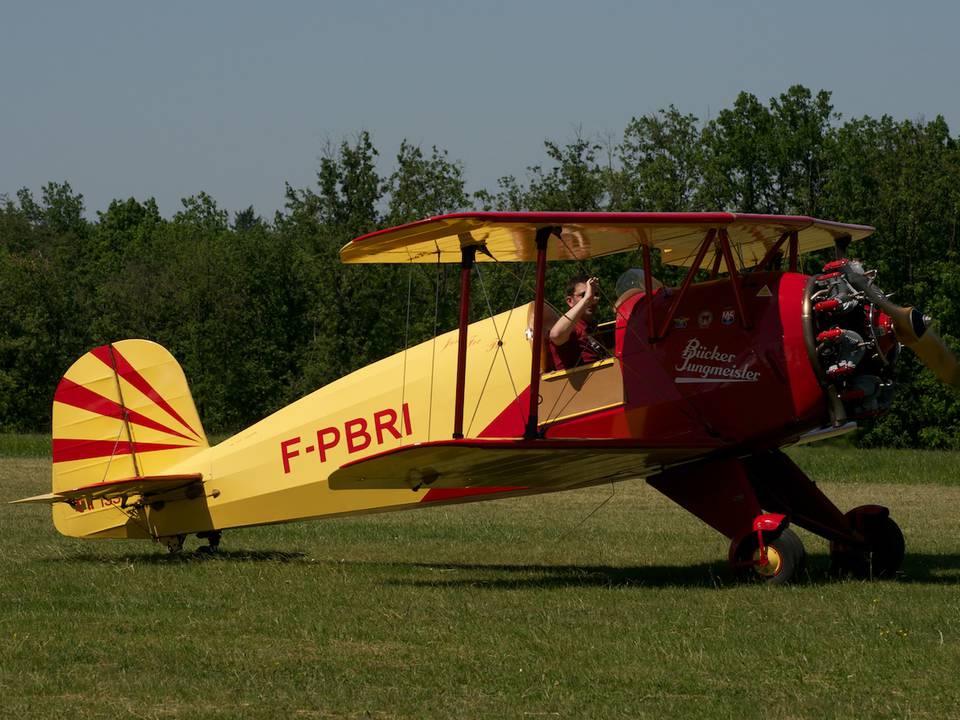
[548,275,605,370]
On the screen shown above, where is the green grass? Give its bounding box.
[788,443,960,486]
[3,449,960,719]
[0,433,50,458]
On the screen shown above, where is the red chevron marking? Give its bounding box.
[90,345,201,439]
[53,438,194,463]
[54,378,196,442]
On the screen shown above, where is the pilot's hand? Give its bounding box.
[584,277,600,303]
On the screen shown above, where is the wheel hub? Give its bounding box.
[754,546,783,577]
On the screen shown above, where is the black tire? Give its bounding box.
[831,515,904,579]
[734,527,807,585]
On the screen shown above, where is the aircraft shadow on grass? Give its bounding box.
[41,551,960,587]
[390,560,732,590]
[368,553,960,590]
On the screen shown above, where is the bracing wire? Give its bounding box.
[473,254,564,321]
[99,422,125,485]
[465,264,507,437]
[555,480,618,543]
[732,237,747,274]
[465,262,529,436]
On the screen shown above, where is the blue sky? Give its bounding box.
[2,1,958,219]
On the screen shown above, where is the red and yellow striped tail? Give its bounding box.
[51,340,209,538]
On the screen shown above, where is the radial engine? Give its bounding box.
[804,259,907,423]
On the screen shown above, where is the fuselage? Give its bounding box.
[54,271,828,540]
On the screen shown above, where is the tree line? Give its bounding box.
[2,85,959,447]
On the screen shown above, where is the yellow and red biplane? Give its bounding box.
[14,212,959,583]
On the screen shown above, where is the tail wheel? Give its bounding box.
[831,507,904,579]
[732,528,807,585]
[160,534,186,554]
[196,530,222,554]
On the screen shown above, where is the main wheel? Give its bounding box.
[732,528,806,585]
[831,510,904,579]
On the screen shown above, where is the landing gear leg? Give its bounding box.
[160,534,186,554]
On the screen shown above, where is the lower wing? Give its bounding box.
[329,438,714,492]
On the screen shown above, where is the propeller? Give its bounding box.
[840,261,960,390]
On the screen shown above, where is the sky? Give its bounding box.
[2,0,958,220]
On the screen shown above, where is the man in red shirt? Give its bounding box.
[548,275,604,370]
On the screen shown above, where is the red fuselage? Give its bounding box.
[544,272,825,448]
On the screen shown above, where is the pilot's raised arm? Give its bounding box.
[548,275,602,370]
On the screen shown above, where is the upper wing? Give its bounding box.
[328,438,715,492]
[11,473,203,506]
[340,211,874,268]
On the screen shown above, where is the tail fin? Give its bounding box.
[50,340,209,538]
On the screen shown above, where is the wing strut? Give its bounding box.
[658,229,716,340]
[641,241,656,341]
[717,229,753,330]
[757,231,791,271]
[524,226,559,439]
[452,244,478,439]
[788,231,800,272]
[834,233,852,260]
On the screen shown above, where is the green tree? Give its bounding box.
[821,113,960,446]
[615,105,704,212]
[0,186,92,430]
[699,92,775,212]
[525,135,607,212]
[767,86,835,215]
[279,132,385,391]
[384,141,468,226]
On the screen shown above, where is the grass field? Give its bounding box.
[2,443,960,719]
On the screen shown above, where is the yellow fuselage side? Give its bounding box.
[60,306,534,539]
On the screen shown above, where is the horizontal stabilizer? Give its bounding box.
[11,473,203,506]
[329,438,711,491]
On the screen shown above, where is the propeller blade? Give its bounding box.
[902,321,960,389]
